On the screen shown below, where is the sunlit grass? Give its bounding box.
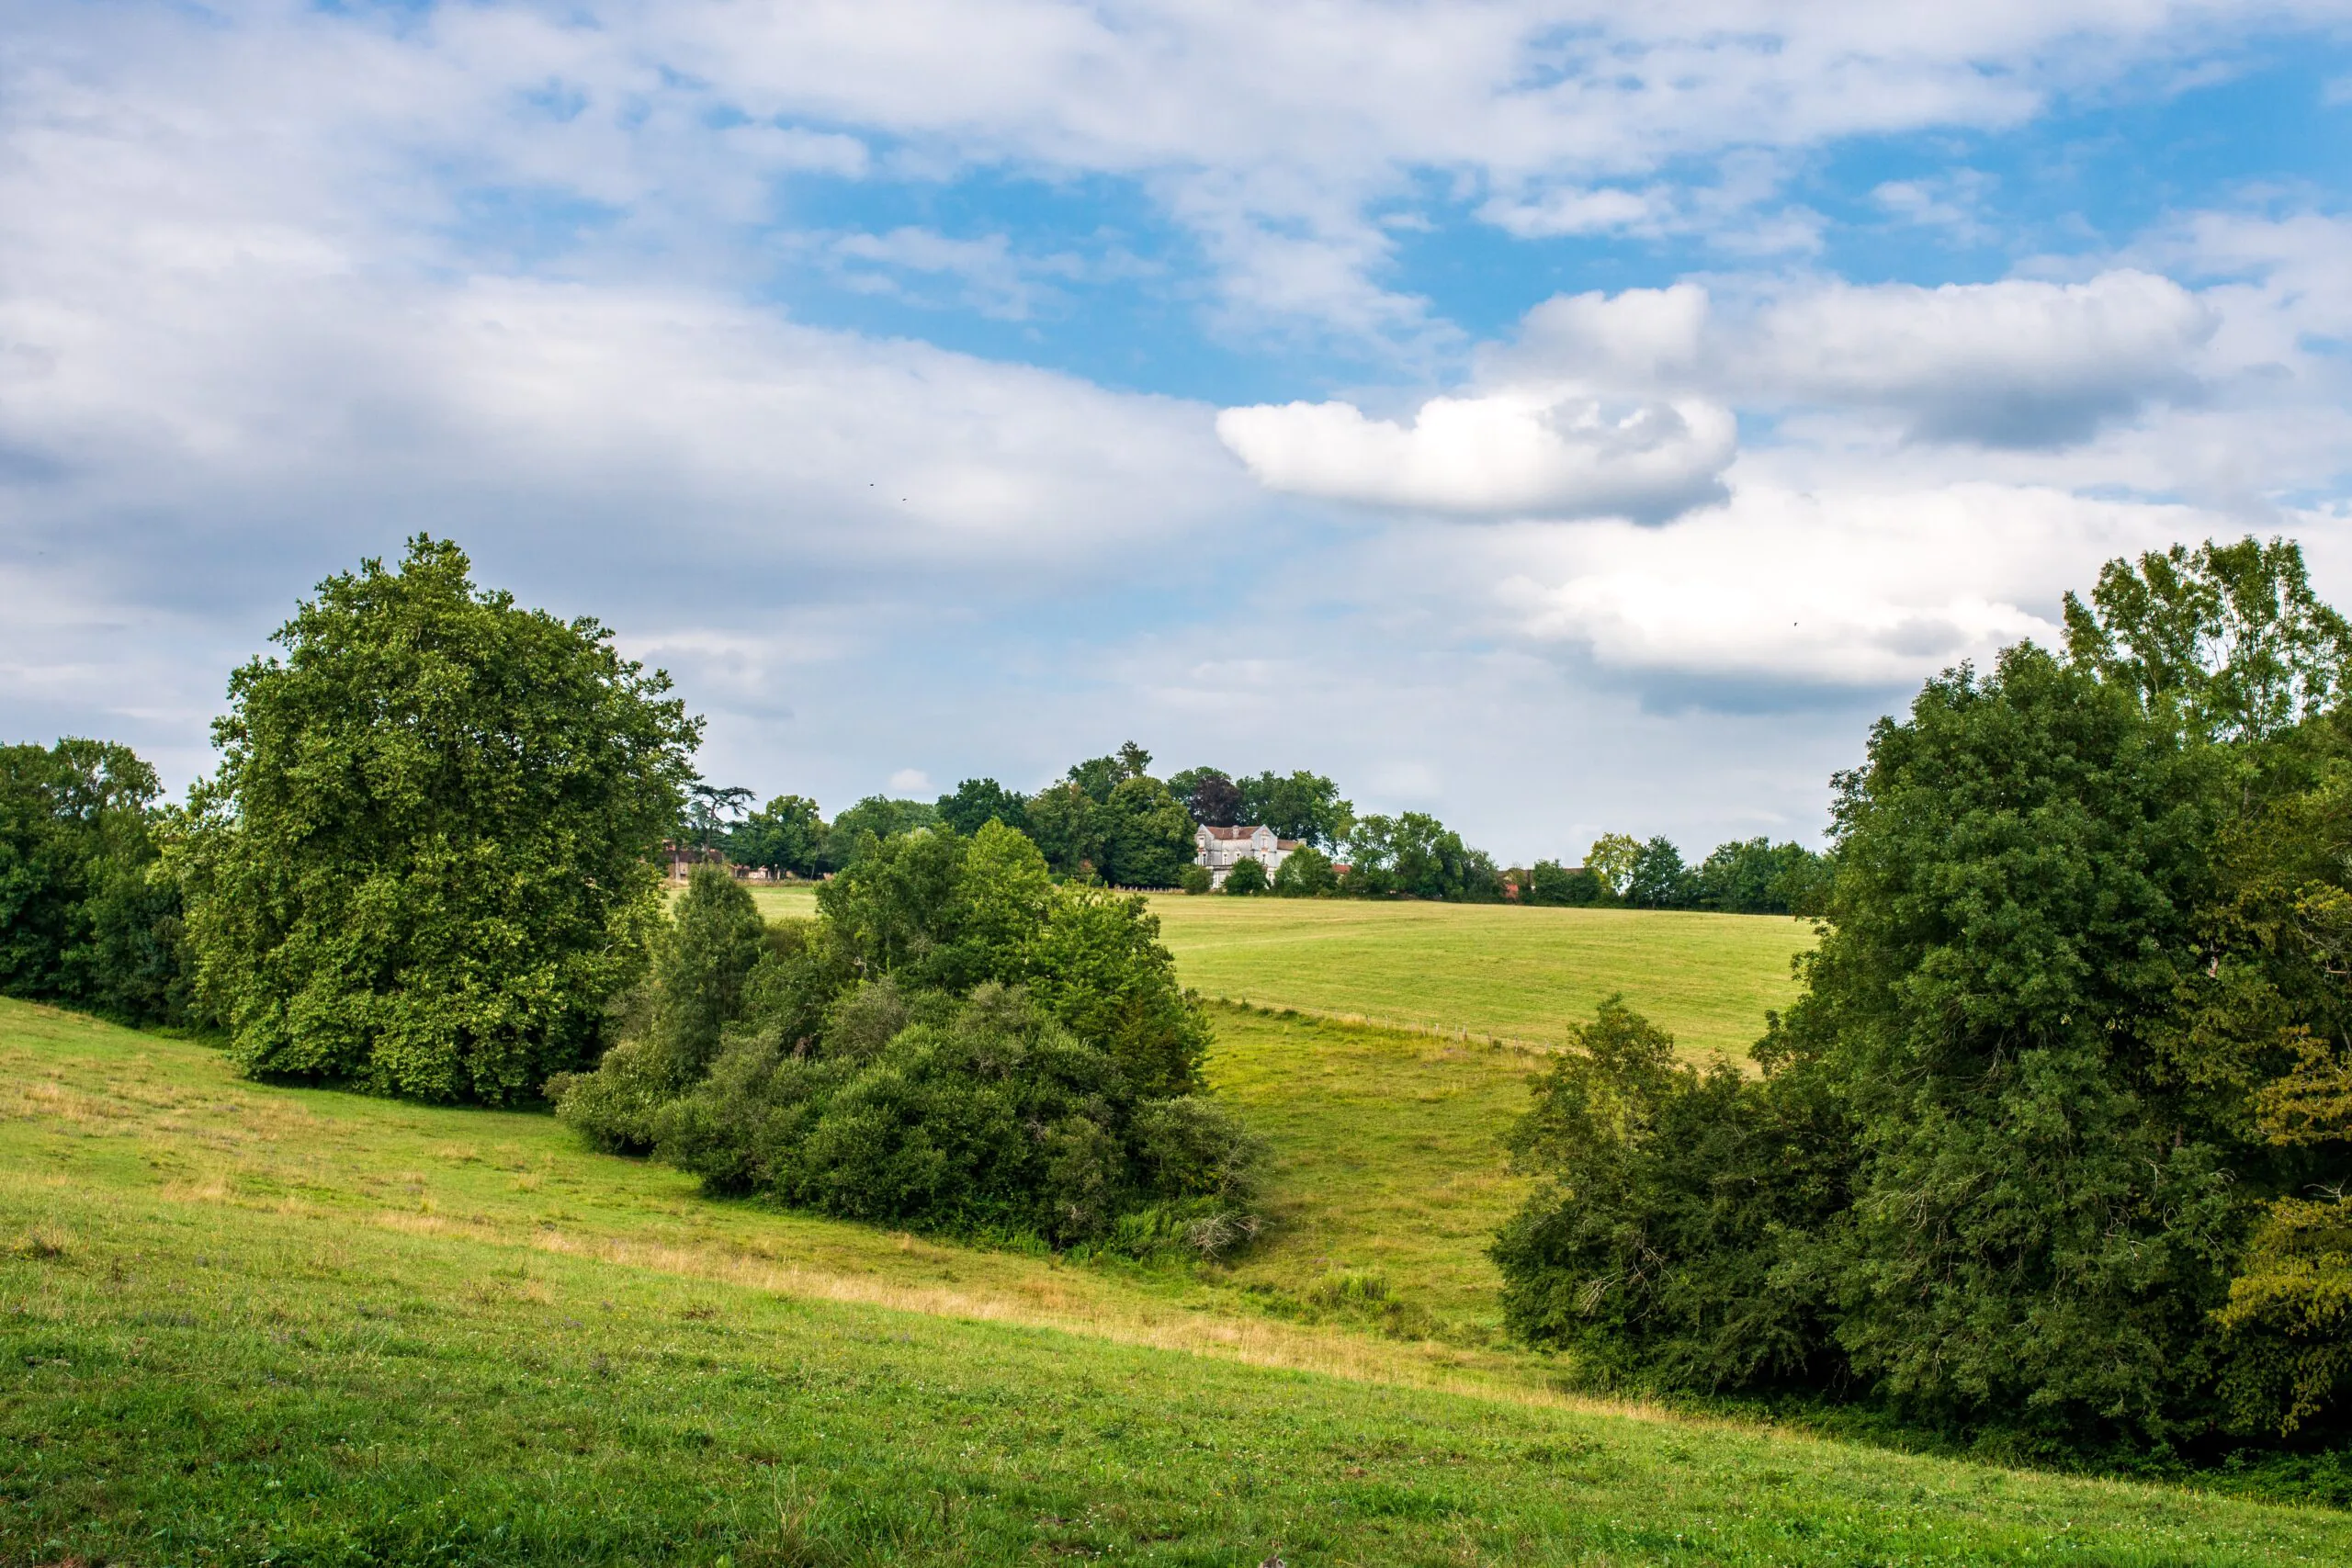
[10,998,2352,1562]
[746,882,1811,1059]
[1148,896,1813,1058]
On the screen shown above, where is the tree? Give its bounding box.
[1521,859,1600,907]
[0,739,185,1023]
[1272,843,1337,897]
[1024,781,1104,877]
[731,794,825,877]
[1344,811,1503,901]
[1625,836,1692,908]
[936,777,1030,837]
[1171,767,1241,828]
[1582,833,1642,901]
[1064,742,1150,805]
[821,795,937,870]
[1493,998,1848,1392]
[170,536,699,1105]
[684,783,752,852]
[1236,770,1352,848]
[2064,536,2352,744]
[1102,775,1196,887]
[1221,856,1270,895]
[1688,839,1826,915]
[1495,537,2352,1446]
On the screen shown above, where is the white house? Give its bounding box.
[1195,823,1303,887]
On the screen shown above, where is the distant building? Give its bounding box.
[662,842,790,886]
[1195,823,1303,887]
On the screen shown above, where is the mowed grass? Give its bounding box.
[1212,1008,1534,1343]
[10,1000,2352,1564]
[742,882,1810,1060]
[1148,897,1813,1059]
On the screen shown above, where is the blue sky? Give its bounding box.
[4,1,2351,861]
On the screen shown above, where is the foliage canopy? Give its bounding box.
[554,828,1254,1255]
[171,537,700,1105]
[1497,537,2352,1451]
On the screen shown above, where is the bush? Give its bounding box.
[1178,863,1213,895]
[1272,844,1337,897]
[171,537,699,1105]
[1520,859,1599,907]
[553,818,1261,1254]
[1221,857,1270,895]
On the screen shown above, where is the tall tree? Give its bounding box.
[1235,770,1352,847]
[2064,536,2352,743]
[0,738,184,1022]
[731,794,826,877]
[935,777,1031,837]
[170,536,699,1105]
[1025,780,1104,877]
[1582,833,1642,901]
[1102,775,1197,888]
[1171,767,1241,828]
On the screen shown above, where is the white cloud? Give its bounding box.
[8,1,2328,353]
[1479,186,1667,238]
[1745,270,2218,446]
[1501,284,1713,387]
[1216,389,1736,520]
[1489,482,2221,687]
[888,767,931,794]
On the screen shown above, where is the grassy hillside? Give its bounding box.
[10,999,2352,1564]
[743,883,1812,1060]
[1148,897,1812,1058]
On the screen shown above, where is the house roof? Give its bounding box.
[1198,824,1272,840]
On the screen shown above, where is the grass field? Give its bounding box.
[742,884,1814,1060]
[11,998,2352,1564]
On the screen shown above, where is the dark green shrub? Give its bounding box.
[554,818,1259,1254]
[1272,844,1337,897]
[1178,863,1213,895]
[1493,998,1847,1391]
[1520,859,1599,907]
[1221,857,1269,895]
[0,738,186,1024]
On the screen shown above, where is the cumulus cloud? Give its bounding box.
[1216,389,1736,520]
[1489,482,2220,687]
[1747,271,2218,446]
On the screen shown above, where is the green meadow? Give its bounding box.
[11,992,2352,1564]
[743,884,1815,1059]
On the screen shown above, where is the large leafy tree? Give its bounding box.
[1170,767,1242,828]
[2064,536,2352,743]
[935,776,1030,837]
[730,794,826,877]
[1235,769,1352,847]
[1496,537,2352,1446]
[820,795,937,870]
[1342,811,1503,901]
[1024,780,1104,877]
[0,739,184,1022]
[171,537,700,1105]
[1102,775,1196,887]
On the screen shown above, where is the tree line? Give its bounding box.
[710,754,1824,910]
[1495,538,2352,1458]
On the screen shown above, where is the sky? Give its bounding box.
[4,2,2351,863]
